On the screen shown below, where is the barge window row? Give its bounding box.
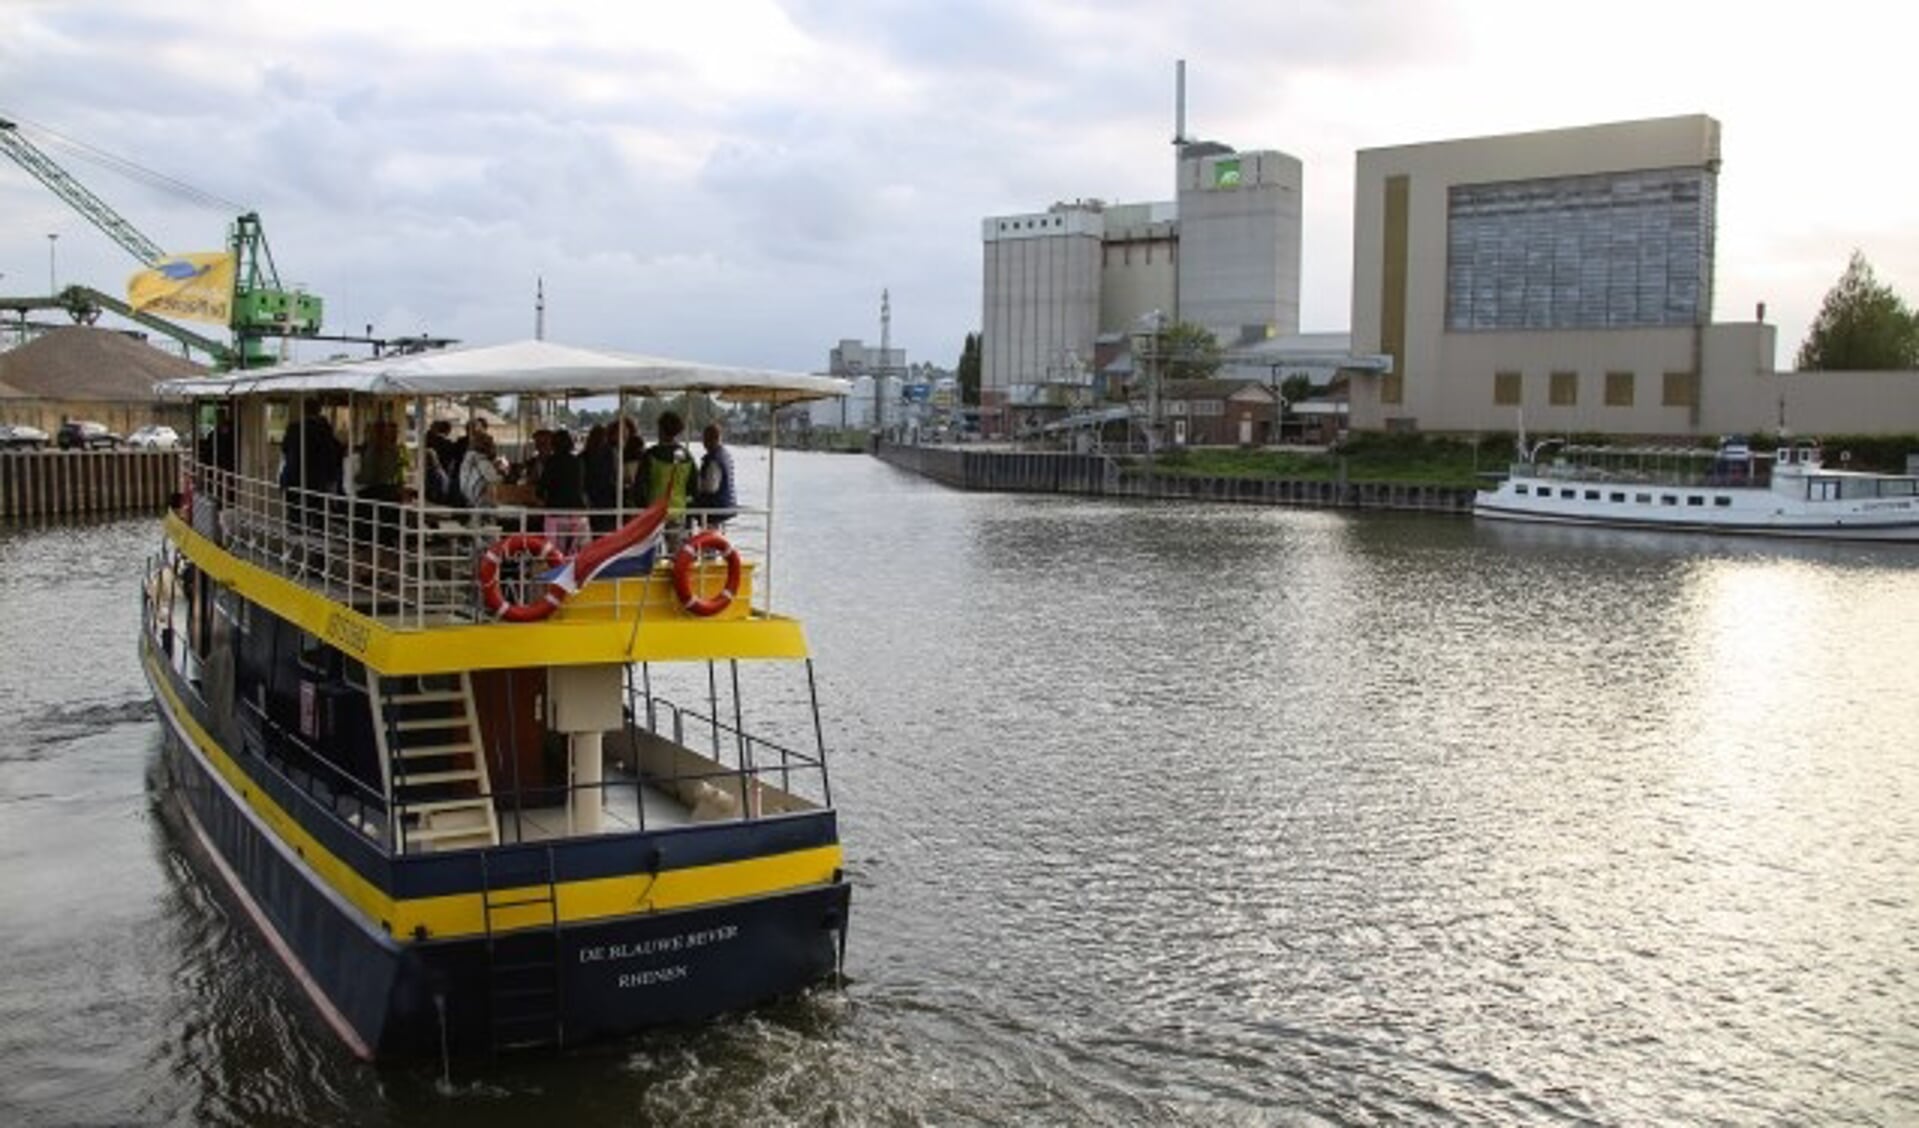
[1513,483,1737,509]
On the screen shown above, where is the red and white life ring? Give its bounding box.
[672,530,742,617]
[477,533,568,622]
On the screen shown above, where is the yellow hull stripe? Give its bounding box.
[144,645,842,942]
[164,513,811,674]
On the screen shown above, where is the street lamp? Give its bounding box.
[46,233,57,294]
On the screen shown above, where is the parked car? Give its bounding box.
[56,421,123,450]
[0,424,49,451]
[126,424,182,450]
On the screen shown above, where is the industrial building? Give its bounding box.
[979,141,1303,438]
[982,106,1919,445]
[1346,114,1919,437]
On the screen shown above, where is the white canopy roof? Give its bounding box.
[157,339,850,404]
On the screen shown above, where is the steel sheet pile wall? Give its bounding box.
[876,444,1473,514]
[0,450,180,520]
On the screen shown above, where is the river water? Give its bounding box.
[2,450,1916,1126]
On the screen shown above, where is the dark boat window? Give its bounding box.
[1561,488,1577,499]
[297,629,338,681]
[1609,492,1626,503]
[1635,493,1652,504]
[1714,496,1732,507]
[1583,489,1600,500]
[1515,484,1529,495]
[1686,496,1705,507]
[1661,495,1678,506]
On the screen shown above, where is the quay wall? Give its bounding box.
[0,450,181,521]
[875,445,1475,514]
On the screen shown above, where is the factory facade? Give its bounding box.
[979,143,1302,437]
[984,112,1919,442]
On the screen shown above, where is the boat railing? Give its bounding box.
[627,690,831,812]
[237,694,395,845]
[190,463,771,627]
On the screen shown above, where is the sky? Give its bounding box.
[2,0,1914,374]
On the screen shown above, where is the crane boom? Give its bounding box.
[0,118,165,265]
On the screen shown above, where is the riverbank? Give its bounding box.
[875,442,1479,514]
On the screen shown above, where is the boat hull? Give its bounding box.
[143,636,849,1059]
[1475,484,1919,542]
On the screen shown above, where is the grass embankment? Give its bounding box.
[1135,433,1506,490]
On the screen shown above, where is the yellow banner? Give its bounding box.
[127,252,235,325]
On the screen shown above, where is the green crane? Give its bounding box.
[0,116,323,369]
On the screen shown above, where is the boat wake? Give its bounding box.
[3,696,155,761]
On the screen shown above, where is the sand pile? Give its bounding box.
[0,326,206,400]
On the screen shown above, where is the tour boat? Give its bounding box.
[140,341,851,1060]
[1474,437,1919,541]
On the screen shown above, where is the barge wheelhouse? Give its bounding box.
[141,341,851,1059]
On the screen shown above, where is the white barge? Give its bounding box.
[1474,439,1919,542]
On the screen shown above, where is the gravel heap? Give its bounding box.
[0,326,206,401]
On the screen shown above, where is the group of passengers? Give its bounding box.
[419,410,734,543]
[264,402,735,555]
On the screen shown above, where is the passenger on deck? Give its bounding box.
[355,420,407,504]
[693,422,736,530]
[197,408,237,500]
[425,420,459,498]
[642,411,694,547]
[539,429,590,553]
[282,400,344,531]
[583,424,618,532]
[355,419,408,547]
[459,431,505,510]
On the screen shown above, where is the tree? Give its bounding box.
[1796,250,1919,370]
[1157,320,1222,382]
[1280,373,1314,406]
[957,332,981,406]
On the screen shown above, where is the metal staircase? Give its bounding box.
[481,846,566,1053]
[368,671,500,852]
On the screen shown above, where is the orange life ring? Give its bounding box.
[477,533,568,622]
[672,530,741,617]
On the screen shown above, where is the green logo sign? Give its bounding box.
[1214,159,1241,188]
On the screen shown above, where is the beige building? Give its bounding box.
[1346,114,1919,438]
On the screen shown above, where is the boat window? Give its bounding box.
[298,630,339,680]
[1635,493,1652,504]
[1560,488,1577,499]
[1882,479,1918,497]
[1660,495,1678,506]
[1514,484,1529,495]
[1583,489,1600,500]
[1609,492,1626,503]
[1686,496,1705,507]
[1714,496,1732,507]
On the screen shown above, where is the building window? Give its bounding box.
[1493,371,1521,406]
[1381,373,1404,405]
[1605,371,1634,407]
[1662,371,1698,407]
[1445,167,1716,331]
[1549,371,1577,406]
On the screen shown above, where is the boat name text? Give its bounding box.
[578,924,740,968]
[322,612,370,656]
[618,965,689,989]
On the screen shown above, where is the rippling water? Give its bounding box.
[2,452,1917,1125]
